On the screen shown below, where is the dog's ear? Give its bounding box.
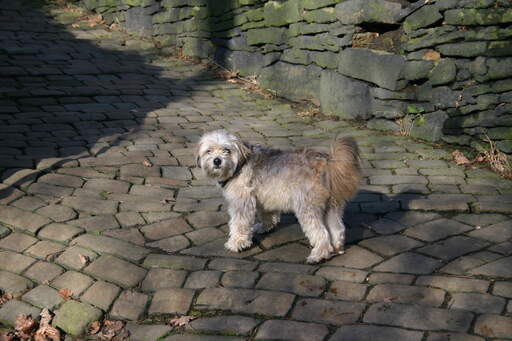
[233,136,252,162]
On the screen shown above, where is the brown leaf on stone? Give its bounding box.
[169,315,196,328]
[142,160,152,167]
[99,320,125,340]
[0,292,13,305]
[383,296,398,302]
[34,309,60,341]
[15,314,37,340]
[480,324,494,337]
[0,332,15,341]
[58,288,73,301]
[452,150,471,165]
[423,50,440,61]
[88,321,101,335]
[79,254,90,265]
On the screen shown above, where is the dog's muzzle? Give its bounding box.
[213,157,222,168]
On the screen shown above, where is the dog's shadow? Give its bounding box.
[251,188,424,263]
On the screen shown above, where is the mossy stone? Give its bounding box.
[303,7,336,23]
[264,0,302,27]
[429,59,456,85]
[53,301,102,336]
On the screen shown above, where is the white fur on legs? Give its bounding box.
[326,205,346,254]
[225,231,253,252]
[225,195,256,252]
[297,210,334,264]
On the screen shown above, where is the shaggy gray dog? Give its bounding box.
[196,130,361,263]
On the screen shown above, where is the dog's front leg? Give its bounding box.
[225,194,256,252]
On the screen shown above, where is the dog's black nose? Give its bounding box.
[213,158,222,166]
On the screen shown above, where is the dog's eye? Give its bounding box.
[206,149,212,154]
[223,149,231,154]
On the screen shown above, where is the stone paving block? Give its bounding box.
[493,281,512,298]
[374,252,442,274]
[404,218,473,242]
[0,300,41,327]
[0,270,34,295]
[163,335,243,341]
[367,273,415,285]
[68,215,119,232]
[425,333,484,341]
[143,254,206,270]
[258,262,317,274]
[364,302,473,332]
[38,173,84,188]
[474,314,512,338]
[359,235,424,256]
[140,218,192,240]
[367,218,407,235]
[315,266,367,282]
[103,228,145,246]
[402,198,469,211]
[55,245,98,271]
[196,288,294,317]
[255,320,328,341]
[441,251,501,275]
[259,224,305,248]
[62,196,118,215]
[110,290,149,320]
[208,258,258,271]
[185,227,224,245]
[221,271,260,288]
[83,178,130,193]
[326,246,383,269]
[72,234,150,262]
[147,235,190,253]
[26,240,66,259]
[384,211,441,227]
[141,268,188,291]
[0,250,36,273]
[51,270,94,297]
[256,272,325,297]
[28,183,74,198]
[120,199,172,212]
[370,175,428,185]
[367,284,445,307]
[187,316,259,336]
[182,239,261,259]
[254,243,310,262]
[416,276,489,293]
[453,213,509,227]
[38,223,82,242]
[22,285,63,309]
[81,280,121,311]
[53,300,102,336]
[126,324,173,341]
[11,196,47,211]
[161,166,192,180]
[0,225,10,239]
[24,260,64,284]
[120,164,161,178]
[36,204,77,223]
[326,281,367,301]
[85,255,146,288]
[330,325,423,341]
[187,211,229,228]
[184,270,221,289]
[0,205,51,234]
[149,288,195,315]
[470,256,512,278]
[292,298,365,325]
[178,186,220,200]
[420,235,490,261]
[467,221,512,243]
[116,211,145,227]
[449,293,505,314]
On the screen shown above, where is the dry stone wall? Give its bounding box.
[82,0,512,154]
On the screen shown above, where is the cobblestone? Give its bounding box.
[1,2,512,338]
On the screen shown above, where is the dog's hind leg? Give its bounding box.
[326,204,346,254]
[297,208,334,264]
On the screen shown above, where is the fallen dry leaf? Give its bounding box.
[169,315,196,328]
[88,321,101,335]
[99,320,127,340]
[79,254,90,265]
[143,160,152,167]
[15,314,37,340]
[58,288,73,301]
[34,309,60,341]
[452,150,471,165]
[0,332,14,341]
[0,292,13,305]
[71,23,79,28]
[383,296,398,303]
[423,50,441,61]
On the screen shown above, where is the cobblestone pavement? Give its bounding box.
[1,1,512,341]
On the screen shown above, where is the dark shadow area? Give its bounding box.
[0,0,219,201]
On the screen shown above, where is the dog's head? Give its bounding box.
[196,130,251,181]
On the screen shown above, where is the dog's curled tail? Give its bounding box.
[327,136,361,207]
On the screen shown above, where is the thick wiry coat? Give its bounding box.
[197,130,361,263]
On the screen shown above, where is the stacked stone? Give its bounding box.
[82,0,512,154]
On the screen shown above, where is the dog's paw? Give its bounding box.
[306,247,333,264]
[225,237,253,252]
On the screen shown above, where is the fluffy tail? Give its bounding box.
[326,136,361,207]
